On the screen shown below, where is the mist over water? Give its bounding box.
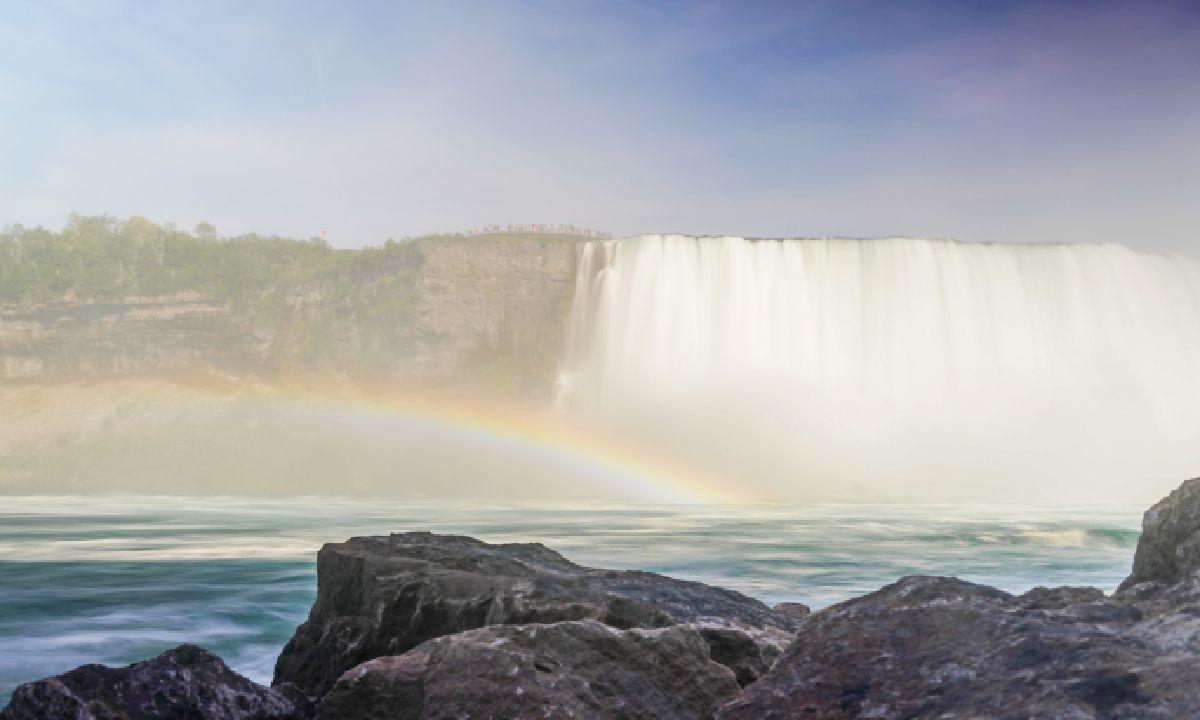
[558,235,1200,503]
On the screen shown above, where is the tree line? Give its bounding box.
[0,215,373,308]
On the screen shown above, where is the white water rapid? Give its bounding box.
[557,235,1200,503]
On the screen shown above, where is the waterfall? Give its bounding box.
[557,235,1200,502]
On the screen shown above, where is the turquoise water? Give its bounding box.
[0,495,1143,703]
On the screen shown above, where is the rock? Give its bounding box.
[270,235,581,393]
[1120,477,1200,590]
[1018,585,1106,609]
[721,478,1200,718]
[275,531,798,698]
[771,601,812,620]
[1,644,313,720]
[0,295,263,381]
[315,620,740,720]
[698,628,769,687]
[719,575,1199,719]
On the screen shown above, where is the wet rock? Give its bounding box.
[697,628,768,687]
[1017,585,1106,609]
[315,620,740,720]
[719,479,1200,718]
[274,531,798,697]
[1121,477,1200,590]
[717,575,1197,719]
[771,601,812,620]
[2,645,313,720]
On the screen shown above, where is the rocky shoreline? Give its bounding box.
[6,478,1200,719]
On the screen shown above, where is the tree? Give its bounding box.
[196,222,218,241]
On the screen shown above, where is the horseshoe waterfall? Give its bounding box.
[557,235,1200,502]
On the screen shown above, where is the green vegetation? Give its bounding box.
[0,216,584,311]
[0,215,580,384]
[0,215,354,309]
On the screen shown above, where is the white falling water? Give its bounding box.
[558,235,1200,503]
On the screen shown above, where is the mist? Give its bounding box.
[557,235,1200,505]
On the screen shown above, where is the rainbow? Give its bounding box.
[251,383,742,504]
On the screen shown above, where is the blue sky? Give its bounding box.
[1,0,1198,251]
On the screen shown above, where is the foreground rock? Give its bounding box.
[1121,477,1200,589]
[274,531,799,697]
[1,645,313,720]
[718,576,1180,718]
[315,620,740,719]
[721,478,1200,719]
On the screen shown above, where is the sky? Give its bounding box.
[1,0,1198,252]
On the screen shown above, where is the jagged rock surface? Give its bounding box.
[771,601,812,620]
[1121,477,1200,589]
[315,620,741,720]
[1,645,313,720]
[720,478,1200,720]
[274,531,798,698]
[698,627,771,688]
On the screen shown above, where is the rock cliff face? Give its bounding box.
[0,294,261,379]
[266,235,579,393]
[11,477,1200,719]
[0,235,582,395]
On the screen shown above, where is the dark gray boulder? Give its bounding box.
[274,531,799,697]
[719,477,1200,719]
[1120,477,1200,590]
[2,645,313,720]
[315,620,740,720]
[717,575,1194,719]
[697,627,772,687]
[771,601,812,620]
[1017,585,1106,609]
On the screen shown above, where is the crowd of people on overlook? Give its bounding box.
[468,224,612,239]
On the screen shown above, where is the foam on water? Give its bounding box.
[0,495,1142,702]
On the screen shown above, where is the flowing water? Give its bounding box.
[558,236,1200,502]
[0,495,1142,702]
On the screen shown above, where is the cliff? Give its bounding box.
[0,293,262,379]
[0,233,583,396]
[264,234,580,393]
